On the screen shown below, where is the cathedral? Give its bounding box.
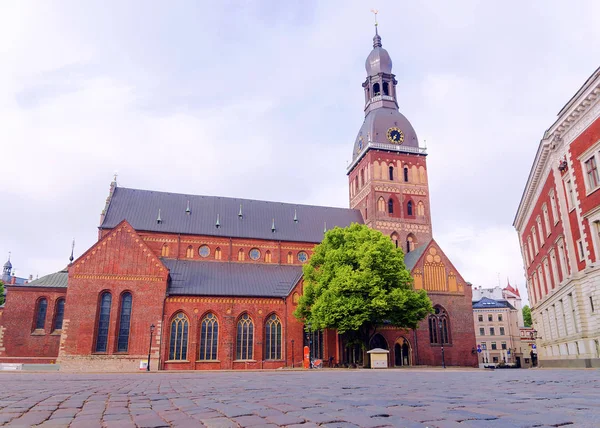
[0,28,477,371]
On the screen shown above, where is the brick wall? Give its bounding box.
[0,286,66,363]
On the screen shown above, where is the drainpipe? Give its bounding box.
[413,328,419,365]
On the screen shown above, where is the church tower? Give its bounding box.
[348,26,431,254]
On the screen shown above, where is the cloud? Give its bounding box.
[1,0,599,300]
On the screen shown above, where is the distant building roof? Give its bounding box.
[163,259,303,298]
[10,270,68,289]
[403,239,431,271]
[472,297,516,310]
[102,187,364,243]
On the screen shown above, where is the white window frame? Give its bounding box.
[549,248,560,288]
[583,154,600,194]
[549,189,559,225]
[576,239,585,262]
[542,204,551,237]
[563,175,576,212]
[537,265,546,296]
[532,226,539,254]
[527,236,534,261]
[543,258,553,291]
[584,209,600,265]
[557,238,568,279]
[537,216,545,246]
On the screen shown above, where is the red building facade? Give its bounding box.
[514,67,600,367]
[0,28,478,370]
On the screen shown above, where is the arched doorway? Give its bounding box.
[369,333,388,350]
[394,338,411,366]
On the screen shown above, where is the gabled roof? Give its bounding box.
[9,270,68,288]
[403,239,432,271]
[472,297,516,310]
[102,187,364,243]
[163,259,303,298]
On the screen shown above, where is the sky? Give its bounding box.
[1,1,599,304]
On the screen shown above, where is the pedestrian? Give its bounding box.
[329,356,334,368]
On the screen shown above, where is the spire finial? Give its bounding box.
[324,221,328,233]
[215,213,220,228]
[69,239,75,264]
[186,200,191,215]
[113,171,118,183]
[272,218,276,232]
[7,251,10,262]
[371,9,382,47]
[238,204,243,219]
[294,209,298,223]
[157,208,162,224]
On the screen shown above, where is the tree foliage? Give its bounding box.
[294,223,433,346]
[522,305,532,327]
[0,280,4,306]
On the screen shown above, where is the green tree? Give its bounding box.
[294,223,433,362]
[0,280,4,306]
[522,305,532,327]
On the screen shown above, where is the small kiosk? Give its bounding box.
[367,348,390,369]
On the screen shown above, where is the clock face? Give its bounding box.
[358,135,364,150]
[386,127,404,144]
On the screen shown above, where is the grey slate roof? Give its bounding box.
[163,259,303,298]
[472,297,516,310]
[403,239,431,271]
[102,187,363,243]
[10,270,68,288]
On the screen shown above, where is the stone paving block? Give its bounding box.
[264,413,306,426]
[36,417,75,427]
[200,416,240,428]
[232,414,269,426]
[5,410,52,426]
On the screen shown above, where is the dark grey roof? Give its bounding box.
[472,297,516,310]
[404,240,431,271]
[164,259,303,298]
[10,270,68,288]
[102,187,363,243]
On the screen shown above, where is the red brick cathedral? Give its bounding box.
[0,29,477,370]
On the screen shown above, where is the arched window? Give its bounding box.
[95,292,112,352]
[265,314,282,360]
[406,234,416,253]
[117,292,132,352]
[186,245,193,258]
[169,313,189,361]
[236,314,254,360]
[417,201,425,216]
[161,244,169,257]
[373,82,380,96]
[407,200,413,216]
[287,252,293,264]
[383,81,389,96]
[377,197,385,212]
[215,247,222,260]
[265,251,272,263]
[389,166,394,181]
[238,249,245,261]
[35,298,48,330]
[429,307,451,345]
[199,313,218,360]
[404,167,409,182]
[360,169,365,187]
[391,232,399,248]
[388,198,394,214]
[52,298,65,331]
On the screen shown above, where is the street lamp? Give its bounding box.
[306,322,312,369]
[147,324,155,372]
[438,318,446,369]
[291,339,295,368]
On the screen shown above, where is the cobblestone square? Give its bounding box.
[0,368,598,427]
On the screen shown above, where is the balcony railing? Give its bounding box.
[347,141,427,172]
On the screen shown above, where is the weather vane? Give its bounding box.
[371,9,379,27]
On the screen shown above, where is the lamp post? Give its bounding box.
[147,324,155,372]
[438,319,446,369]
[291,339,295,369]
[306,322,312,369]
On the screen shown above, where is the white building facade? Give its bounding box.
[514,67,600,368]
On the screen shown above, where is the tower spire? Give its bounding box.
[371,9,381,47]
[69,239,75,264]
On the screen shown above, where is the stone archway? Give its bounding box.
[394,338,411,366]
[369,333,388,350]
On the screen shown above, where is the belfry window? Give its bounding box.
[404,167,409,182]
[407,200,413,216]
[117,292,132,352]
[199,313,218,360]
[428,307,451,345]
[388,199,394,214]
[373,83,380,96]
[265,314,282,360]
[35,298,48,330]
[383,81,389,96]
[169,313,189,361]
[389,166,394,181]
[95,292,112,352]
